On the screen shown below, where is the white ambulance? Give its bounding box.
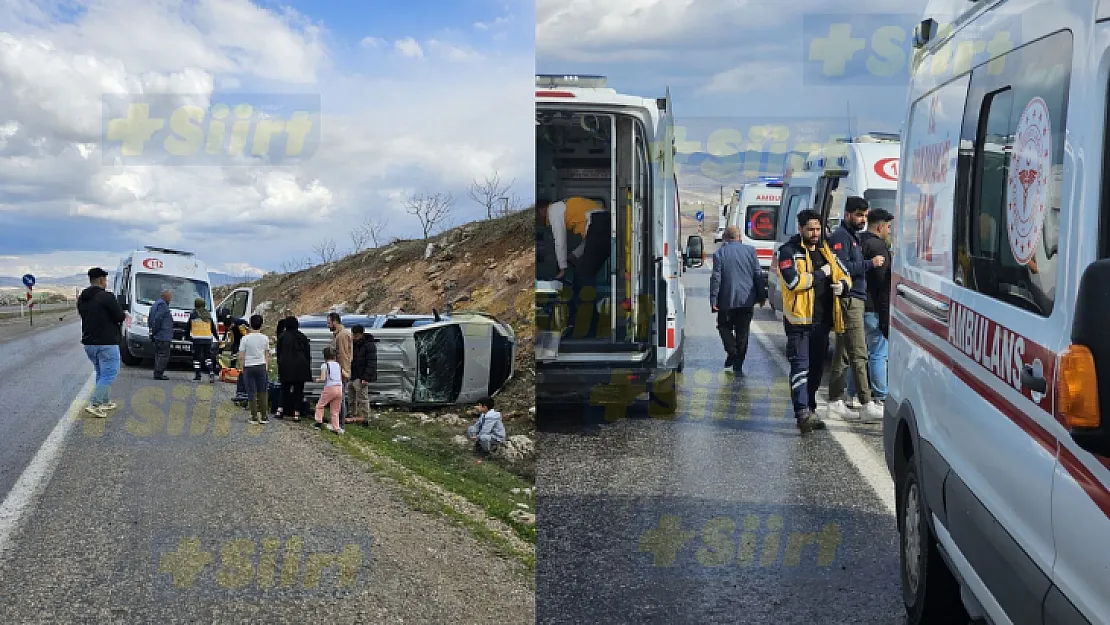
[767,136,900,317]
[884,3,1110,624]
[113,247,216,367]
[535,74,689,416]
[726,178,785,285]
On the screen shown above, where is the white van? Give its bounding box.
[714,202,729,243]
[113,247,216,366]
[767,137,900,316]
[885,4,1109,624]
[726,178,784,285]
[535,74,689,415]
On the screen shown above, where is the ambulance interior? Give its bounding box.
[536,109,654,354]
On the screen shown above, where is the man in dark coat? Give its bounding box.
[148,287,175,380]
[275,315,313,420]
[347,324,378,426]
[77,267,127,417]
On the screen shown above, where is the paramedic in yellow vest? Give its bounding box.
[185,297,220,383]
[538,196,611,336]
[538,196,606,280]
[776,208,852,435]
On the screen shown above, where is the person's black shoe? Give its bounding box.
[796,411,827,434]
[153,374,170,380]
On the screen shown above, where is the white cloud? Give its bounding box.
[0,2,532,273]
[536,0,928,62]
[474,16,512,30]
[394,37,424,59]
[0,251,122,279]
[698,63,794,95]
[427,40,484,62]
[360,36,386,48]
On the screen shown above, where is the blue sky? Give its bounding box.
[0,0,532,279]
[536,0,937,199]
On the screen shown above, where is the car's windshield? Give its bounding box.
[135,273,211,308]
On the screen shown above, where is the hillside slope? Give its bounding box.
[215,208,536,416]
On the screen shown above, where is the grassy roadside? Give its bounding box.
[329,432,536,581]
[338,410,535,542]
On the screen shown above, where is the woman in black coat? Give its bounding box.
[274,315,313,421]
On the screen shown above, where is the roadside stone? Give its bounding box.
[509,509,535,525]
[424,243,436,259]
[452,435,470,448]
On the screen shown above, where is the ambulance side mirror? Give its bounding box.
[1067,259,1110,457]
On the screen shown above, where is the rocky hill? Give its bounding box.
[214,207,536,417]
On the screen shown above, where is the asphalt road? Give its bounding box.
[0,323,534,623]
[536,254,904,624]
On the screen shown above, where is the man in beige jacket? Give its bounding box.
[327,312,354,423]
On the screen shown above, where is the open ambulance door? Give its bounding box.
[216,287,253,336]
[815,169,848,246]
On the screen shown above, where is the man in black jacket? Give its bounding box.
[347,324,378,426]
[826,197,886,422]
[858,208,894,404]
[77,267,127,418]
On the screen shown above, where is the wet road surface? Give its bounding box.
[0,324,534,623]
[536,256,903,624]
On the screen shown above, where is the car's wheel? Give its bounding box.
[119,334,141,366]
[900,460,968,624]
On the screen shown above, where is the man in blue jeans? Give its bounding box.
[77,267,128,418]
[856,208,893,404]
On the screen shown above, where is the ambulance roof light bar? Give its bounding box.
[536,74,608,89]
[143,246,195,257]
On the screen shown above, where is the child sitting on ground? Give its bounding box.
[315,346,345,435]
[466,396,506,456]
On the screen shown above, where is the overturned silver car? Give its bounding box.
[213,287,516,407]
[296,311,516,407]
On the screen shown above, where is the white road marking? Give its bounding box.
[0,373,95,559]
[749,319,897,516]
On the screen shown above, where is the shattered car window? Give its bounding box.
[414,325,465,403]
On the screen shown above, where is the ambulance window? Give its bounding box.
[783,191,809,236]
[959,29,1071,317]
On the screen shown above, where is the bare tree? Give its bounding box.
[349,215,391,252]
[312,239,338,264]
[467,171,514,219]
[362,215,390,248]
[280,256,314,273]
[405,191,455,240]
[349,227,371,253]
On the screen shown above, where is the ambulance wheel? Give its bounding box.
[647,374,678,417]
[119,338,141,366]
[899,461,968,624]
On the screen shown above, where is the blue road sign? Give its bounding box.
[22,274,35,288]
[695,211,704,222]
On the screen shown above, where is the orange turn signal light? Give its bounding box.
[1056,344,1100,429]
